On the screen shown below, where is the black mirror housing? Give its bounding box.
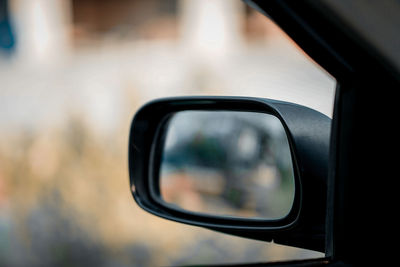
[129,97,331,252]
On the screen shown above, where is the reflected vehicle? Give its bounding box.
[160,111,295,219]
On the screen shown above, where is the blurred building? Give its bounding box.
[7,0,278,64]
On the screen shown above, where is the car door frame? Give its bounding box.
[247,0,400,264]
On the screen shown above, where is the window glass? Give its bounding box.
[0,0,334,266]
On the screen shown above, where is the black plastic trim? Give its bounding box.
[129,96,331,252]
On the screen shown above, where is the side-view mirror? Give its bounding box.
[129,97,330,252]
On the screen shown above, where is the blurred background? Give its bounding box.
[0,0,335,266]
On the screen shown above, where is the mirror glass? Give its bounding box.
[159,111,295,220]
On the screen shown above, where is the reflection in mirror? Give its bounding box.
[159,111,295,220]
